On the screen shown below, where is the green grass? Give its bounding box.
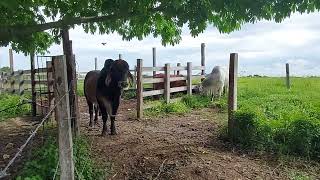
[16,135,106,180]
[144,77,320,160]
[234,77,320,159]
[0,94,31,121]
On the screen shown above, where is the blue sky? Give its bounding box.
[1,12,319,76]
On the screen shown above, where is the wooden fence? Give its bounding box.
[136,59,205,118]
[0,67,53,94]
[0,61,54,116]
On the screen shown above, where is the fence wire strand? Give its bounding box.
[0,88,70,179]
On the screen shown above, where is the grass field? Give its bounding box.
[143,77,320,159]
[235,77,320,159]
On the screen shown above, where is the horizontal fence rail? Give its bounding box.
[136,59,204,119]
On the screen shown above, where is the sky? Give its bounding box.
[1,12,319,76]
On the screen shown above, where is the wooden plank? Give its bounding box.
[187,62,192,95]
[170,86,187,93]
[171,66,187,71]
[193,75,206,78]
[142,89,164,97]
[143,78,164,84]
[164,63,170,103]
[286,63,290,89]
[228,53,238,142]
[52,55,75,180]
[193,66,205,70]
[170,76,187,82]
[137,59,143,119]
[142,67,165,72]
[35,67,50,73]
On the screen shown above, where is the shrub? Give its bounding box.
[16,136,105,180]
[0,94,31,121]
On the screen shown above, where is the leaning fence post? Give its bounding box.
[52,55,75,180]
[164,63,171,103]
[187,62,192,95]
[137,59,143,119]
[286,63,290,89]
[228,53,238,142]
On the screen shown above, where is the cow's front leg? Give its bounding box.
[98,100,108,136]
[110,97,120,135]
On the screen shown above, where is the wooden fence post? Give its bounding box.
[94,57,98,70]
[18,71,24,95]
[137,59,143,119]
[152,47,156,77]
[286,63,290,89]
[176,63,181,75]
[201,43,205,79]
[9,49,13,73]
[164,63,171,103]
[187,62,192,95]
[30,53,37,117]
[228,53,238,142]
[0,72,3,94]
[119,54,122,60]
[52,55,75,180]
[47,61,54,111]
[62,28,79,136]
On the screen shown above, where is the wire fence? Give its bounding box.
[0,89,70,179]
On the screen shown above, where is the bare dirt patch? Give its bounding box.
[79,97,293,180]
[0,116,46,179]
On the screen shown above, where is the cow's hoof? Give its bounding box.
[110,131,117,135]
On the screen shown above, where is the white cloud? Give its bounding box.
[1,12,320,76]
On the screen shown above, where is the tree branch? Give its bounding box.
[0,6,164,41]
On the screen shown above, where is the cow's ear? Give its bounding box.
[105,74,112,86]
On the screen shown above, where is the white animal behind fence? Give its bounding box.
[200,66,228,100]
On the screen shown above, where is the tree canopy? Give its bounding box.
[1,0,319,54]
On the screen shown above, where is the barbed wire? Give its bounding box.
[0,88,71,179]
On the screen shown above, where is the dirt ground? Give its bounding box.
[1,97,319,179]
[0,116,45,179]
[79,97,317,180]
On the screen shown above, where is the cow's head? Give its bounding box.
[105,59,133,89]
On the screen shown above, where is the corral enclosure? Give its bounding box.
[1,46,320,179]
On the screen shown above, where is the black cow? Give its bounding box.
[84,59,132,135]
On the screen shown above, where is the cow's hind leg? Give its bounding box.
[94,105,99,126]
[87,101,94,128]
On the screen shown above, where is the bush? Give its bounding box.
[16,136,106,180]
[0,94,31,121]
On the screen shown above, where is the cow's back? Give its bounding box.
[84,70,100,105]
